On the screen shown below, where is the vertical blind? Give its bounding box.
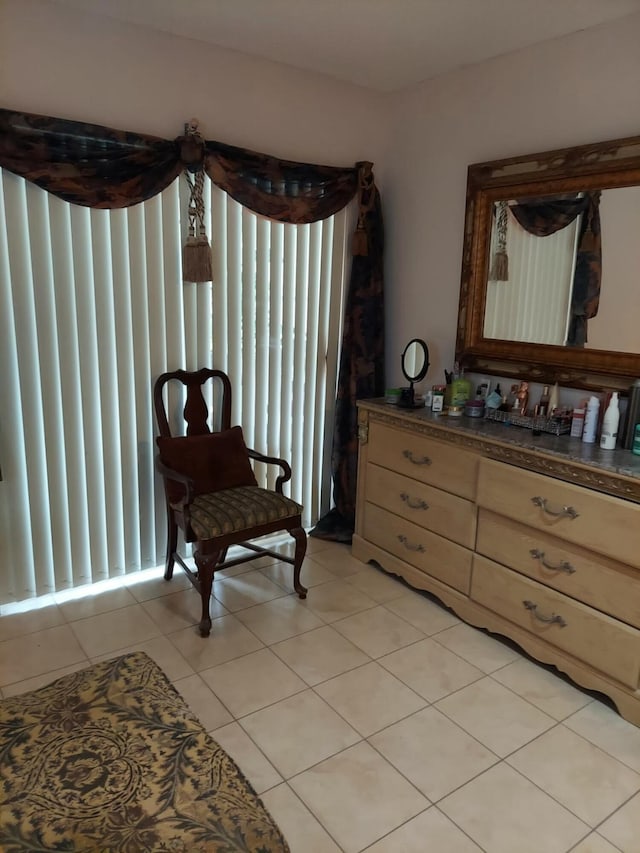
[484,210,579,345]
[0,169,351,604]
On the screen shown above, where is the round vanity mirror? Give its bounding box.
[399,338,430,407]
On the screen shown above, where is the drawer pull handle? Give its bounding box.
[403,449,432,466]
[523,600,567,628]
[400,492,429,510]
[397,534,425,553]
[531,496,579,520]
[529,549,576,574]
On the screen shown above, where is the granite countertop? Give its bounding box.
[359,399,640,483]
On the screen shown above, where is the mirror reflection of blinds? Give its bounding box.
[0,169,351,604]
[484,208,579,346]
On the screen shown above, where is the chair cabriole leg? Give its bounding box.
[164,508,178,580]
[194,547,220,637]
[290,527,308,599]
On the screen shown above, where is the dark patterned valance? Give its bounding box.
[204,140,358,224]
[0,108,358,222]
[0,106,384,536]
[0,110,182,207]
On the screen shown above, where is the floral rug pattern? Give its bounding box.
[0,652,289,852]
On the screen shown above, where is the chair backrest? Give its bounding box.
[154,369,232,438]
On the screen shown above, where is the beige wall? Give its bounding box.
[383,12,640,387]
[0,0,385,166]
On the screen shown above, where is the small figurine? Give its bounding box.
[516,381,529,415]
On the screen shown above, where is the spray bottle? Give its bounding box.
[600,392,620,450]
[582,396,600,444]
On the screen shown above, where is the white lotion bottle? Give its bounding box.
[582,395,600,444]
[600,392,620,450]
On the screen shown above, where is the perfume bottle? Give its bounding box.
[537,385,550,417]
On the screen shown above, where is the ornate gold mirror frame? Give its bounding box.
[456,133,640,391]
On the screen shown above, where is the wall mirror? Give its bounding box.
[455,133,640,391]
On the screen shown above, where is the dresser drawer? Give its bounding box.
[366,462,476,548]
[477,458,640,569]
[363,502,472,593]
[477,509,640,629]
[471,555,640,688]
[368,421,478,500]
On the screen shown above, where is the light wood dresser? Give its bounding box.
[354,399,640,725]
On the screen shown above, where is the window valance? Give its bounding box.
[0,108,359,223]
[0,106,384,532]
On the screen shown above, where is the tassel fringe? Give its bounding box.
[352,228,368,257]
[183,236,212,284]
[490,251,509,282]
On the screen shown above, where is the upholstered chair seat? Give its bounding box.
[188,487,304,539]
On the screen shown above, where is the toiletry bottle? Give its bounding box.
[431,385,445,413]
[450,369,472,408]
[600,392,620,450]
[621,379,640,450]
[582,395,600,444]
[570,403,586,438]
[537,385,550,417]
[498,394,510,412]
[548,382,560,415]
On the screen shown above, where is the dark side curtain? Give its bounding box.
[0,107,384,534]
[326,164,384,537]
[510,193,601,346]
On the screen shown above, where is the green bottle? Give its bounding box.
[450,370,472,408]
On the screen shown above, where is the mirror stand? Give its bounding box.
[398,339,430,408]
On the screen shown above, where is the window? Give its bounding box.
[0,170,351,603]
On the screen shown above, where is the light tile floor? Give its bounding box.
[1,539,640,852]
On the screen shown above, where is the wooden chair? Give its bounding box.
[153,368,307,637]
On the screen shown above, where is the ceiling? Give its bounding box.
[50,0,640,92]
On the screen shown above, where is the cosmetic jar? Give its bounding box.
[464,399,486,418]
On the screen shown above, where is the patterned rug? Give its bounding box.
[0,651,290,852]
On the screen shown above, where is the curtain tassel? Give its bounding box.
[352,225,368,256]
[489,250,509,281]
[183,233,212,283]
[352,161,374,257]
[182,119,212,284]
[490,200,509,281]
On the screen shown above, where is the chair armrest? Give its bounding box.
[155,457,196,505]
[246,448,292,493]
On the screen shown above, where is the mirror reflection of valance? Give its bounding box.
[511,193,601,346]
[491,192,602,347]
[0,106,384,533]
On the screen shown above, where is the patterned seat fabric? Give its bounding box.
[187,485,303,539]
